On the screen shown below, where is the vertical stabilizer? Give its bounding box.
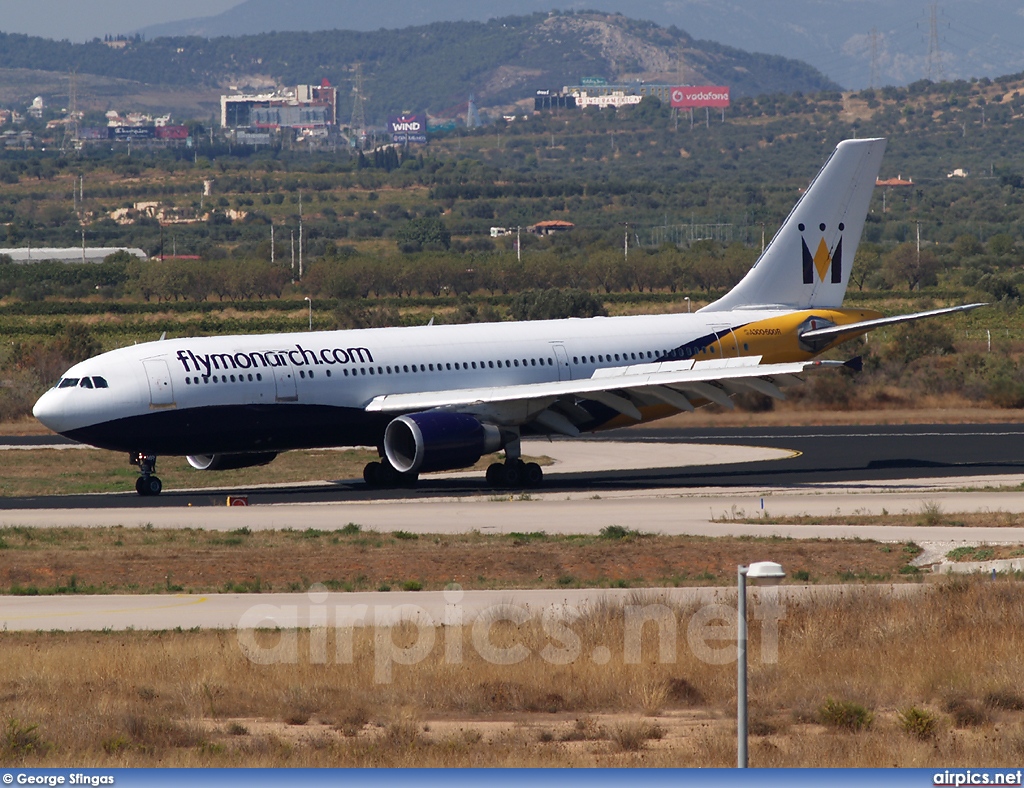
[701,138,886,312]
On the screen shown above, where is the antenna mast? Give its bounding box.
[927,3,945,82]
[350,63,367,132]
[869,27,880,89]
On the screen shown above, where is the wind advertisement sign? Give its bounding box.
[670,86,730,108]
[389,114,427,144]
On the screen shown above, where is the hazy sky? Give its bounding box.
[2,0,242,41]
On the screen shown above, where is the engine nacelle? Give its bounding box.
[186,452,278,471]
[384,412,502,474]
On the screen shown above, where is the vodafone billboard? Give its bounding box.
[670,86,730,109]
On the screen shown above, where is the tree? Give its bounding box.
[508,289,606,320]
[883,243,938,291]
[395,217,451,252]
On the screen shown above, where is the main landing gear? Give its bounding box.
[485,437,543,490]
[363,458,419,489]
[486,458,543,489]
[130,452,162,497]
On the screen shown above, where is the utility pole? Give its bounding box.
[298,191,304,280]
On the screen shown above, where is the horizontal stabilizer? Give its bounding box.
[799,303,986,343]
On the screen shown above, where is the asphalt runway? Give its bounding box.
[3,423,1024,510]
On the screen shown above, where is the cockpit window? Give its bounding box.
[92,377,109,389]
[79,378,94,389]
[58,378,79,389]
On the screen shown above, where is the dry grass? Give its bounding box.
[0,527,925,594]
[2,579,1024,766]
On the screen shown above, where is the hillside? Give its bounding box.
[140,0,1024,91]
[0,13,838,122]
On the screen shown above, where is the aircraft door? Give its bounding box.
[143,359,175,408]
[552,344,571,381]
[273,360,298,402]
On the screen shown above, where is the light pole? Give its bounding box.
[304,296,312,331]
[737,560,785,768]
[684,296,691,313]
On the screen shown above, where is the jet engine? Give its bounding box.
[384,412,501,474]
[186,452,278,471]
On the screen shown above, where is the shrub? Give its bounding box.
[2,719,47,759]
[943,696,990,728]
[610,721,664,751]
[819,699,874,731]
[898,706,938,739]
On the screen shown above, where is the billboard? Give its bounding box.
[155,125,189,140]
[670,86,730,108]
[112,126,156,140]
[388,114,427,144]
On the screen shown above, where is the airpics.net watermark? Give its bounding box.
[235,584,786,683]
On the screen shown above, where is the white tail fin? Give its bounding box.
[702,138,886,312]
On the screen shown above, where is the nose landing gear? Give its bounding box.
[130,452,162,496]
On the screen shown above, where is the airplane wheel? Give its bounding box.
[136,476,162,496]
[377,461,399,487]
[486,462,504,488]
[523,462,543,488]
[363,461,381,487]
[501,462,522,489]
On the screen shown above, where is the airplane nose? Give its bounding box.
[33,389,63,432]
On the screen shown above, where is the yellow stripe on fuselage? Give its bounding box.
[734,308,881,364]
[594,307,881,431]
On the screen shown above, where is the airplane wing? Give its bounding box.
[364,356,845,435]
[799,303,986,343]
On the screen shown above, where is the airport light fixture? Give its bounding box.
[304,296,312,331]
[737,560,785,768]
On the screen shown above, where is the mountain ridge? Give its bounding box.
[0,13,839,122]
[139,0,1024,91]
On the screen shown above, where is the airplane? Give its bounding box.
[33,138,983,496]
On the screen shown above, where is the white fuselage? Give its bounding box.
[33,308,783,455]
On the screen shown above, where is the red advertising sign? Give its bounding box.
[670,86,730,108]
[155,125,189,140]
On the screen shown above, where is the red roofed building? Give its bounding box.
[528,220,575,235]
[876,175,913,187]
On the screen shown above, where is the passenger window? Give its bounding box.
[497,361,502,368]
[404,365,409,373]
[471,362,477,369]
[513,359,519,367]
[369,368,375,375]
[80,378,93,389]
[59,378,79,389]
[256,374,262,381]
[446,363,452,370]
[309,371,315,379]
[429,364,434,372]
